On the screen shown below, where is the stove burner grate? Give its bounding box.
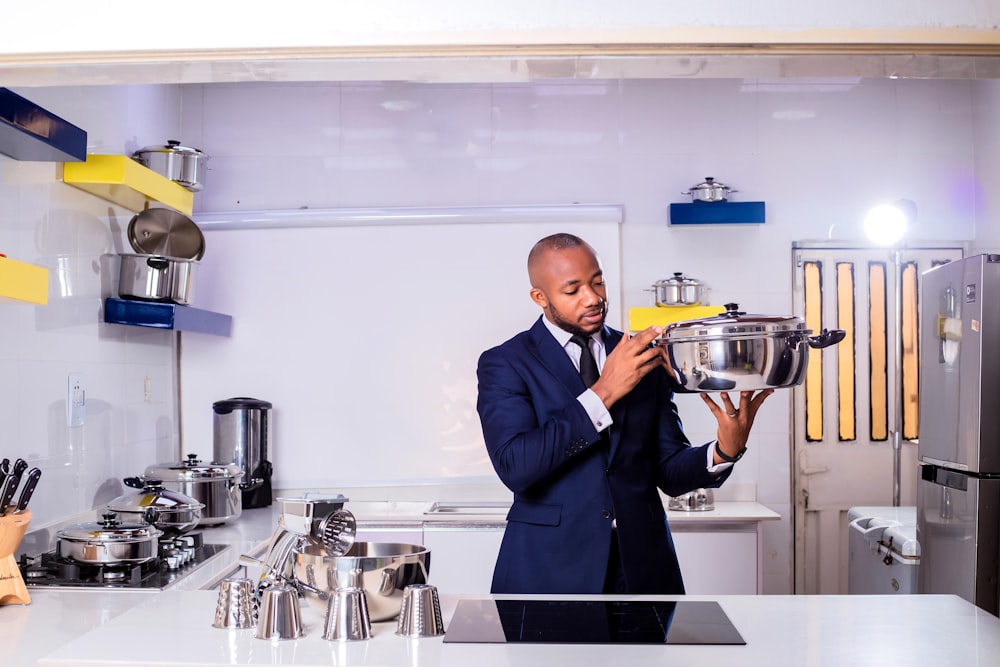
[18,532,228,590]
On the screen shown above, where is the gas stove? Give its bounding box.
[18,532,229,591]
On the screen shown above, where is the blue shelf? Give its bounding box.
[669,201,766,226]
[104,298,232,336]
[0,88,87,162]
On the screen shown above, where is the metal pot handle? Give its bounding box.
[807,329,846,349]
[146,256,170,270]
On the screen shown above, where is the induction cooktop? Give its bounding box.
[443,599,746,645]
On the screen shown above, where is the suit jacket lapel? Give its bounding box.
[527,317,587,396]
[527,319,630,461]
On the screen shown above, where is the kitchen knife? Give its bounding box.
[10,458,27,479]
[0,471,17,515]
[11,467,40,513]
[0,459,27,514]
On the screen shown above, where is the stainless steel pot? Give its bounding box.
[107,478,205,538]
[132,140,209,191]
[682,177,737,202]
[668,488,714,511]
[117,253,197,305]
[656,303,846,393]
[144,454,243,526]
[56,512,162,564]
[653,272,704,307]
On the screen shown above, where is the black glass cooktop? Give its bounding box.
[443,599,745,645]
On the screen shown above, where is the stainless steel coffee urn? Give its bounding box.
[213,397,273,509]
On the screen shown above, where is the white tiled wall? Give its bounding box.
[5,76,1000,590]
[0,86,181,541]
[175,76,997,593]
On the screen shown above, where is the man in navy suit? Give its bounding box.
[476,233,772,595]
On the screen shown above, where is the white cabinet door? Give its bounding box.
[671,526,758,594]
[421,526,505,595]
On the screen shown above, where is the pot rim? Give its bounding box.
[119,252,200,265]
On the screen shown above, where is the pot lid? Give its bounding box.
[56,512,163,543]
[127,207,206,260]
[107,478,205,514]
[213,397,273,413]
[690,176,729,189]
[661,303,808,342]
[655,272,703,287]
[145,454,242,481]
[133,139,206,157]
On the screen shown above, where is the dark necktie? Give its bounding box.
[570,334,600,387]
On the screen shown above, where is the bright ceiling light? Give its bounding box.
[864,203,908,246]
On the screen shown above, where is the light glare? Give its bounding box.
[864,204,907,246]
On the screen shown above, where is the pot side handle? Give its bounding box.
[807,329,846,349]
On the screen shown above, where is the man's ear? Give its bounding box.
[529,287,547,309]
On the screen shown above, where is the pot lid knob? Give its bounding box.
[99,512,121,527]
[184,453,202,467]
[723,302,746,316]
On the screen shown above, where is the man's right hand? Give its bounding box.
[590,326,664,408]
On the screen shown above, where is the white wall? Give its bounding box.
[972,79,1000,253]
[0,85,181,543]
[176,76,981,593]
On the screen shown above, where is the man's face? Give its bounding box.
[530,245,608,336]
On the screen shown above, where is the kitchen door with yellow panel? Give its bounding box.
[791,243,963,595]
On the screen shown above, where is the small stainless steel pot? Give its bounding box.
[132,140,209,191]
[668,488,715,511]
[56,512,162,564]
[682,177,737,202]
[107,478,205,538]
[656,303,845,393]
[145,454,243,526]
[117,253,197,305]
[653,273,704,307]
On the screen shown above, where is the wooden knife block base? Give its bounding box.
[0,510,31,605]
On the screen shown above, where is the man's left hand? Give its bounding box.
[701,390,774,463]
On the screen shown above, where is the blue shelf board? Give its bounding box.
[669,201,766,225]
[0,88,87,162]
[104,298,232,336]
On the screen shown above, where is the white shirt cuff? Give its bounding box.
[577,389,613,434]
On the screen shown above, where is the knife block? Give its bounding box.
[0,510,31,605]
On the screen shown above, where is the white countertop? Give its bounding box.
[25,591,1000,667]
[4,499,780,666]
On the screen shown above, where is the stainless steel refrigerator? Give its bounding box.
[918,253,1000,616]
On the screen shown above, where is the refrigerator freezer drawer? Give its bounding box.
[917,466,1000,615]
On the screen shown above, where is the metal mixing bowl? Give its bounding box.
[292,542,430,621]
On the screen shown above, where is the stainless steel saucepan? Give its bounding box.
[655,303,845,393]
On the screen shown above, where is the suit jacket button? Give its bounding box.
[601,510,612,519]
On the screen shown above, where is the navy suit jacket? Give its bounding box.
[476,317,730,594]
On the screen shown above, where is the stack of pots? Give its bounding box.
[118,207,205,305]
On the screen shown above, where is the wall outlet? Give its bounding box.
[67,372,86,428]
